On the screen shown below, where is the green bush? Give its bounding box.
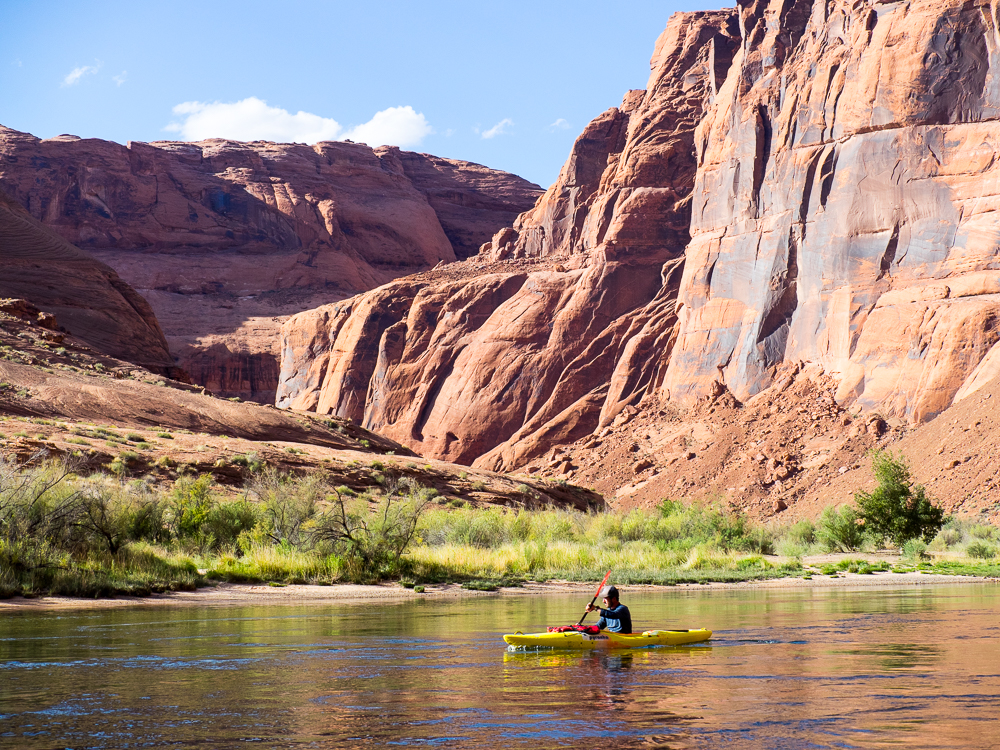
[817,506,865,552]
[311,478,428,582]
[935,527,962,548]
[902,539,929,561]
[76,480,166,553]
[168,474,216,542]
[247,469,324,547]
[969,524,997,541]
[854,451,946,548]
[966,541,997,560]
[786,519,816,546]
[204,501,260,551]
[231,453,265,473]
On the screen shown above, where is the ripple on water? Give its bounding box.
[0,585,998,749]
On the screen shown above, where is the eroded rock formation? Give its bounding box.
[280,0,1000,472]
[278,10,740,467]
[0,190,175,372]
[661,0,1000,424]
[0,129,541,400]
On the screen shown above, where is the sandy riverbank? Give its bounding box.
[1,570,995,611]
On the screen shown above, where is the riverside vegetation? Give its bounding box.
[0,451,995,598]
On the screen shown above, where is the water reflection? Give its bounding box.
[0,584,998,748]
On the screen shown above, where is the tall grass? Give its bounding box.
[0,457,996,598]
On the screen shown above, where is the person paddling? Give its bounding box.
[586,586,632,634]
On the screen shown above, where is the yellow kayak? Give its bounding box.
[503,628,712,650]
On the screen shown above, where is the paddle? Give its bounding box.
[577,569,612,626]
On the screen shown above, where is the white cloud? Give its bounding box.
[548,118,570,131]
[481,118,513,139]
[62,64,100,87]
[13,59,22,68]
[113,71,127,86]
[165,97,432,147]
[342,105,432,147]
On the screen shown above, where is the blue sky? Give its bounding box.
[2,0,721,188]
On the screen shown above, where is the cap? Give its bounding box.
[602,585,619,599]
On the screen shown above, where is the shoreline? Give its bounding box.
[2,571,995,611]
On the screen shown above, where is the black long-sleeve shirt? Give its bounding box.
[597,603,632,633]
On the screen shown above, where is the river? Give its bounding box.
[2,583,998,748]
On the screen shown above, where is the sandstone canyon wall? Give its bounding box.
[0,129,541,401]
[0,190,174,371]
[277,10,741,467]
[279,0,1000,472]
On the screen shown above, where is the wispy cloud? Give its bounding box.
[12,59,22,68]
[113,70,127,86]
[164,97,432,147]
[481,118,513,139]
[548,118,570,131]
[62,63,100,87]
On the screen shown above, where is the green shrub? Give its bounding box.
[311,479,428,582]
[817,506,865,552]
[966,541,997,560]
[203,501,260,551]
[785,519,816,546]
[902,539,929,561]
[231,453,265,473]
[935,527,962,548]
[854,451,946,548]
[969,524,997,541]
[168,474,216,542]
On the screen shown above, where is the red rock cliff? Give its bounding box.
[277,10,740,467]
[0,130,541,401]
[0,190,174,371]
[281,0,1000,469]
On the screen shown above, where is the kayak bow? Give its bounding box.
[503,628,712,650]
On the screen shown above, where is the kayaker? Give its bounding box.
[586,586,632,633]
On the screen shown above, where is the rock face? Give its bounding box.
[0,129,541,401]
[660,0,1000,424]
[277,10,740,467]
[279,0,1000,470]
[0,189,174,371]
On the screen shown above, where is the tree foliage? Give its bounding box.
[854,451,946,548]
[312,476,428,582]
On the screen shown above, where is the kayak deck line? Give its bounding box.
[503,628,712,650]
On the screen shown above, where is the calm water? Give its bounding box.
[1,584,999,749]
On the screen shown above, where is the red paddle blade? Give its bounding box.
[594,569,612,598]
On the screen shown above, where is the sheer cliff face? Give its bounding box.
[0,131,541,401]
[277,11,740,468]
[663,0,1000,422]
[280,0,1000,469]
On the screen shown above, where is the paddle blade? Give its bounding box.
[594,569,612,598]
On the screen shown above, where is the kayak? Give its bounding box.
[503,628,712,650]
